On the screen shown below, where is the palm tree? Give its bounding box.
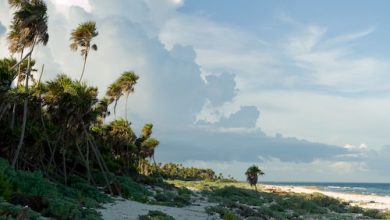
[105,82,122,117]
[70,21,98,82]
[245,165,264,191]
[8,0,49,168]
[118,71,139,118]
[105,72,139,118]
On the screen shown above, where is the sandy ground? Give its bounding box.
[98,184,390,220]
[263,184,390,210]
[98,198,219,220]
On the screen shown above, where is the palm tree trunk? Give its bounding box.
[10,104,16,129]
[152,155,161,176]
[0,105,7,121]
[125,92,129,119]
[79,52,88,82]
[10,49,24,129]
[86,142,90,183]
[38,64,44,86]
[12,45,34,168]
[114,99,118,117]
[11,50,32,70]
[63,149,67,185]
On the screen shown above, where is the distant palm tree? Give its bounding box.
[118,71,139,118]
[8,0,49,168]
[70,21,98,82]
[105,71,139,118]
[105,82,122,117]
[245,165,264,191]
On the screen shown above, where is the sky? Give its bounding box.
[0,0,389,182]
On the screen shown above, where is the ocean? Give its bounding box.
[263,182,390,196]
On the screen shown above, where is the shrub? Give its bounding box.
[0,172,12,201]
[116,176,152,202]
[0,197,41,220]
[138,210,175,220]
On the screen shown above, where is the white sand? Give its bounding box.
[263,184,390,210]
[98,198,219,220]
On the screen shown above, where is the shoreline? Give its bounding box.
[262,184,390,210]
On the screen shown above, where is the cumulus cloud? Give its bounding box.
[198,106,260,129]
[156,127,348,163]
[205,73,238,106]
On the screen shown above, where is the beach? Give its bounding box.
[263,184,390,210]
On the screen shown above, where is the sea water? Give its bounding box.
[263,182,390,196]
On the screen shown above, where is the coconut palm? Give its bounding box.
[8,0,49,168]
[245,165,264,191]
[118,71,139,118]
[70,21,98,82]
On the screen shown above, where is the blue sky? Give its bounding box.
[1,0,390,182]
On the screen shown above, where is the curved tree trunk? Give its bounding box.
[79,51,88,82]
[12,43,35,168]
[12,49,33,168]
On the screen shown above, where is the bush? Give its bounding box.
[138,210,175,220]
[0,172,12,201]
[116,176,152,202]
[153,189,191,207]
[0,158,103,220]
[223,211,240,220]
[0,197,41,220]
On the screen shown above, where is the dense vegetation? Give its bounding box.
[144,162,236,181]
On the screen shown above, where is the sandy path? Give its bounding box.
[98,198,218,220]
[263,184,390,210]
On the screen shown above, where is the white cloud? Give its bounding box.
[325,27,376,45]
[50,0,91,12]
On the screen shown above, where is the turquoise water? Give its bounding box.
[263,182,390,196]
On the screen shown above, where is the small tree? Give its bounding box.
[245,165,264,191]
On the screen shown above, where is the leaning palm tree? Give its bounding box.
[118,71,139,118]
[70,21,98,82]
[8,0,49,168]
[245,165,264,191]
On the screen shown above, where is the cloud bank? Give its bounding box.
[0,0,389,181]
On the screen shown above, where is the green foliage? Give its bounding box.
[0,172,12,201]
[223,212,240,220]
[155,163,235,181]
[0,58,17,93]
[205,206,241,220]
[0,158,103,220]
[116,176,152,202]
[138,210,175,220]
[152,189,191,207]
[0,197,41,220]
